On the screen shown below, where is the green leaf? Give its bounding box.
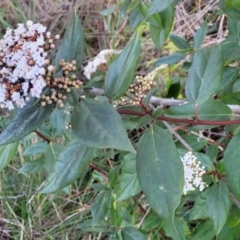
[146,0,175,17]
[169,34,191,50]
[164,217,188,240]
[19,143,62,174]
[54,10,84,76]
[164,99,232,121]
[154,52,186,66]
[0,98,53,145]
[91,190,111,224]
[206,182,231,234]
[136,125,184,234]
[223,131,240,200]
[218,222,240,240]
[137,115,153,128]
[19,158,45,174]
[185,46,223,104]
[121,227,146,240]
[190,192,208,220]
[193,21,208,49]
[149,5,174,49]
[129,5,145,29]
[23,142,48,156]
[225,0,240,9]
[0,142,19,172]
[192,220,215,240]
[100,4,117,16]
[218,67,238,94]
[41,140,94,193]
[104,33,140,100]
[71,99,135,153]
[50,106,70,135]
[78,219,110,232]
[117,153,141,200]
[221,35,240,61]
[120,0,131,19]
[206,145,218,163]
[111,200,122,227]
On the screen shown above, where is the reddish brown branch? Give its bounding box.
[34,130,50,143]
[89,163,108,178]
[117,109,240,126]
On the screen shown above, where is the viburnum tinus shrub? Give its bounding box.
[1,1,240,239]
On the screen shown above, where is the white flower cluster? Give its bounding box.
[181,152,208,195]
[0,21,55,110]
[83,49,121,79]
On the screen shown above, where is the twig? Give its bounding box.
[87,87,240,114]
[89,163,108,178]
[117,109,240,126]
[34,131,50,143]
[162,121,193,151]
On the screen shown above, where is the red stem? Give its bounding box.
[34,130,50,143]
[117,109,240,126]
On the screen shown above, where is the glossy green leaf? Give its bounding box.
[192,220,215,240]
[71,99,135,152]
[121,227,146,240]
[23,142,48,156]
[104,34,140,100]
[169,34,191,50]
[193,21,208,49]
[223,131,240,200]
[41,140,94,193]
[54,10,84,76]
[136,125,184,234]
[91,190,111,224]
[0,142,18,172]
[149,5,174,49]
[146,0,175,17]
[206,182,231,234]
[117,153,141,200]
[190,192,208,220]
[154,52,186,66]
[185,46,223,104]
[0,98,53,145]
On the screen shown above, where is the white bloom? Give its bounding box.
[83,49,121,79]
[0,21,51,110]
[181,152,208,195]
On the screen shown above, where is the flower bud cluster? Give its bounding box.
[0,20,60,110]
[181,151,208,195]
[83,49,121,80]
[40,59,82,108]
[113,64,167,107]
